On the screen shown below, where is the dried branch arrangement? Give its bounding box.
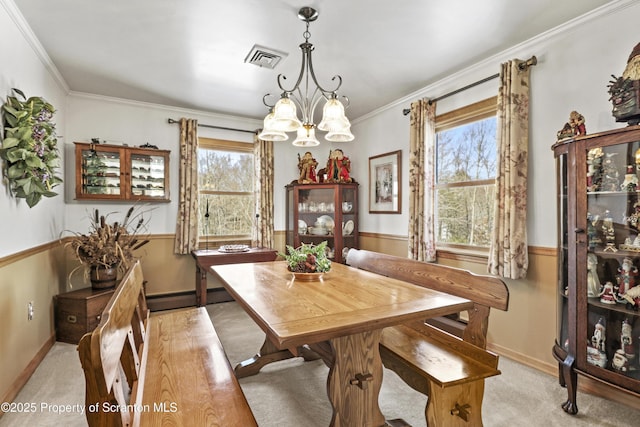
[67,206,151,269]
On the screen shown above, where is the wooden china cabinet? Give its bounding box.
[286,182,359,264]
[552,125,640,414]
[74,142,170,201]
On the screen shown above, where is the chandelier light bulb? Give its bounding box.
[292,124,320,147]
[325,126,355,142]
[318,98,350,132]
[258,111,289,141]
[271,97,302,132]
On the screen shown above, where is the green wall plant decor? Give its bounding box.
[1,88,63,207]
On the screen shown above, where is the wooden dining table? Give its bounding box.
[211,261,474,427]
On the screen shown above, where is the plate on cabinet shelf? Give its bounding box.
[298,220,308,234]
[316,215,335,231]
[343,220,354,236]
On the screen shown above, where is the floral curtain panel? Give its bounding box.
[408,99,437,262]
[488,59,531,279]
[254,137,274,248]
[174,118,199,254]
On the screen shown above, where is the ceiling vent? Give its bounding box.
[244,45,287,69]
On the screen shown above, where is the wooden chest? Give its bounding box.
[55,287,115,344]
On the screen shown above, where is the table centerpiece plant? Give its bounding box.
[0,88,63,207]
[280,241,331,276]
[65,206,151,289]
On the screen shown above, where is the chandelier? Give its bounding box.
[258,6,354,146]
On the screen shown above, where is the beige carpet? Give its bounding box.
[2,301,640,426]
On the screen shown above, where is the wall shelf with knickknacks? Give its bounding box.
[74,142,170,202]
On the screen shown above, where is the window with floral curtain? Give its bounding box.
[253,136,274,248]
[174,118,199,254]
[487,59,531,279]
[408,99,437,262]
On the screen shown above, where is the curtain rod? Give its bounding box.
[402,55,537,116]
[167,118,257,135]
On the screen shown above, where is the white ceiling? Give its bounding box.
[12,0,614,121]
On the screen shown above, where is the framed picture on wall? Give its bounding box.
[369,150,401,214]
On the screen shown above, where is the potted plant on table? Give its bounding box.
[66,206,151,289]
[280,241,331,281]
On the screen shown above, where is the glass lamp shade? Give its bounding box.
[258,112,289,141]
[258,128,289,141]
[325,126,355,142]
[271,97,302,132]
[317,98,350,132]
[292,125,320,147]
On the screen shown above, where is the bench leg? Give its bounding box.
[426,380,485,427]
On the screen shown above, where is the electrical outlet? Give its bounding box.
[27,302,34,321]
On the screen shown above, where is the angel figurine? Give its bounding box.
[587,212,601,250]
[587,253,601,298]
[601,210,617,252]
[601,153,620,192]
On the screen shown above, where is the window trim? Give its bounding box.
[197,137,255,247]
[199,137,254,152]
[434,96,497,255]
[435,96,497,132]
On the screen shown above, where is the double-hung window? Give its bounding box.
[435,97,497,250]
[198,138,255,243]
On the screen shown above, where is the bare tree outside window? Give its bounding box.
[436,117,497,247]
[198,143,254,240]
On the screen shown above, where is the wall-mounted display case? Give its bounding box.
[74,142,170,201]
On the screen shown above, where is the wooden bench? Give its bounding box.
[77,260,257,427]
[346,249,509,427]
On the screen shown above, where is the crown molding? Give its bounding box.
[68,91,263,128]
[353,0,637,124]
[1,0,70,93]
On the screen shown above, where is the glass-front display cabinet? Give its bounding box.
[286,183,359,264]
[552,126,640,415]
[75,142,170,201]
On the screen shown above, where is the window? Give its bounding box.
[198,138,254,242]
[435,97,497,249]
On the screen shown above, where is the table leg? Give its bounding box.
[234,337,298,378]
[195,265,207,307]
[327,330,386,427]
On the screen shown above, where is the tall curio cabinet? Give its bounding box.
[552,126,640,414]
[286,183,359,264]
